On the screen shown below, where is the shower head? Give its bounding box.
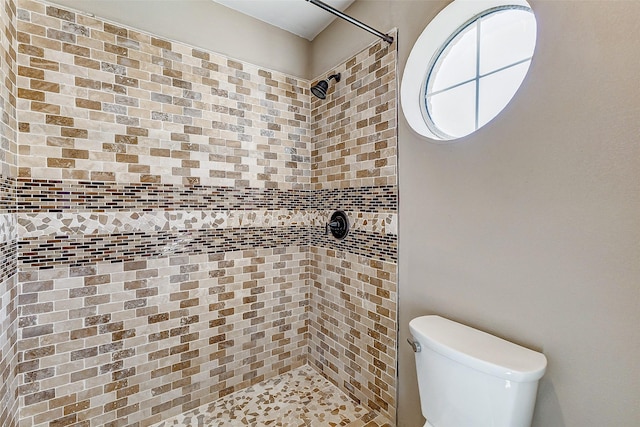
[311,73,341,99]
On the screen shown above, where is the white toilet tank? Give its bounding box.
[409,315,547,427]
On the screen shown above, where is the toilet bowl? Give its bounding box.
[408,315,547,427]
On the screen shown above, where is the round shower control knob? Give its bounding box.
[326,210,349,240]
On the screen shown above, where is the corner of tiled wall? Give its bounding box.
[0,0,20,425]
[308,31,398,421]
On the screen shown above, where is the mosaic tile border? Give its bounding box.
[19,211,170,237]
[16,180,397,212]
[310,230,397,263]
[0,175,16,213]
[16,180,310,212]
[18,210,397,237]
[0,240,17,283]
[0,213,17,242]
[320,210,397,235]
[311,186,397,212]
[18,226,397,269]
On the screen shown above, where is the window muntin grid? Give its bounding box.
[423,6,536,140]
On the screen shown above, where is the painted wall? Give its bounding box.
[313,0,640,426]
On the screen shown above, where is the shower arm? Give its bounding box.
[305,0,394,44]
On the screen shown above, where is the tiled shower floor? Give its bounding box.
[153,365,393,427]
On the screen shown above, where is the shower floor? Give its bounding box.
[152,364,393,427]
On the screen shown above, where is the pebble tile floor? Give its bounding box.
[153,365,393,427]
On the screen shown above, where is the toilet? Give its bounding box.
[408,315,547,427]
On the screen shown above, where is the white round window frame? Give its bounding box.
[401,0,536,142]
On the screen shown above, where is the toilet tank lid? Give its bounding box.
[409,315,547,382]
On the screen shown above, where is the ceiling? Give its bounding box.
[211,0,355,41]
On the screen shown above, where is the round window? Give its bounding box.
[401,0,537,142]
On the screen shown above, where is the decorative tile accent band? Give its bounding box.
[311,186,397,212]
[328,211,397,235]
[311,230,397,263]
[17,180,310,212]
[18,210,397,237]
[0,213,17,242]
[19,211,171,237]
[19,226,396,269]
[16,180,397,213]
[0,240,17,283]
[0,176,16,213]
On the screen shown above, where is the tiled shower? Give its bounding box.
[0,0,397,425]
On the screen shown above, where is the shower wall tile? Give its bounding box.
[308,34,398,421]
[311,40,397,191]
[16,248,308,427]
[0,274,18,427]
[308,247,397,416]
[0,0,19,425]
[13,1,399,426]
[1,0,18,178]
[14,0,312,425]
[15,0,310,189]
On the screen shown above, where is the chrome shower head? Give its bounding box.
[311,73,341,99]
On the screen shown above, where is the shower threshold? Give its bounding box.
[152,364,392,426]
